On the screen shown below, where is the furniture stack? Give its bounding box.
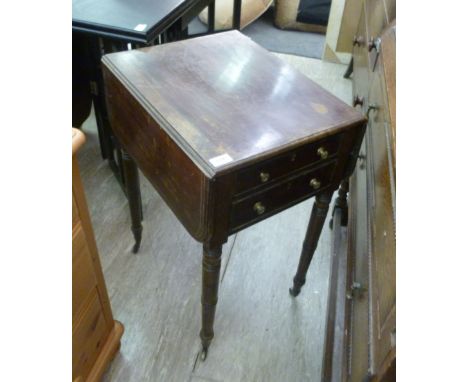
[349,19,396,381]
[323,1,396,381]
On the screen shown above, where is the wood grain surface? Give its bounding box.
[73,128,124,381]
[102,31,365,177]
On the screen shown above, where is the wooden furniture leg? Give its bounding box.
[329,179,349,229]
[200,242,223,360]
[121,150,143,253]
[208,0,215,32]
[233,0,242,30]
[290,192,333,297]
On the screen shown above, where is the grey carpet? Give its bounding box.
[188,7,325,59]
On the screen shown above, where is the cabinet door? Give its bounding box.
[366,72,396,376]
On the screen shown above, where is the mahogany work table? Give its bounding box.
[102,30,366,359]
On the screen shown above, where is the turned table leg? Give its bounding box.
[121,150,143,253]
[290,192,333,297]
[200,243,222,360]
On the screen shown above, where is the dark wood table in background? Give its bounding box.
[72,0,242,156]
[72,0,229,190]
[73,0,217,44]
[102,31,367,359]
[73,0,242,242]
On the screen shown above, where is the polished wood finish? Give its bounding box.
[103,35,363,175]
[322,3,395,380]
[234,134,342,193]
[72,128,124,381]
[102,31,366,355]
[230,161,337,233]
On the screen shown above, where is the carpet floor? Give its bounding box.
[189,7,325,59]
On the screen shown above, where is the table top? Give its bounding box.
[102,31,366,175]
[72,0,204,43]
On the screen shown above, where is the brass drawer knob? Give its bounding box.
[317,147,328,159]
[259,172,270,183]
[309,178,321,190]
[253,202,266,215]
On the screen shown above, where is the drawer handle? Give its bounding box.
[352,35,364,47]
[317,147,328,159]
[309,178,321,190]
[259,172,270,183]
[353,95,364,108]
[253,202,266,215]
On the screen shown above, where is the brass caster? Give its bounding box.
[200,347,208,361]
[289,287,300,297]
[131,226,142,254]
[132,241,140,254]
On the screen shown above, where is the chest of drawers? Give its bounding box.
[72,129,124,382]
[322,2,395,381]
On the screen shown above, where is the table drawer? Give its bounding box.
[72,291,110,380]
[73,224,97,321]
[234,135,341,194]
[230,161,337,231]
